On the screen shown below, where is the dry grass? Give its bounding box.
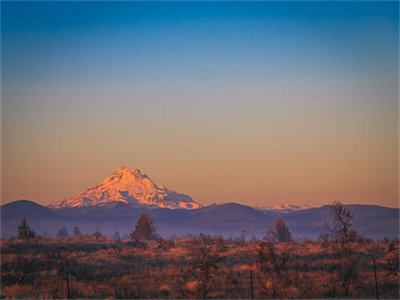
[0,236,398,298]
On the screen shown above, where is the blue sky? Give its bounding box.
[2,1,399,207]
[2,1,398,86]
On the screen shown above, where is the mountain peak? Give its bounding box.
[114,166,142,175]
[109,167,147,180]
[50,167,201,210]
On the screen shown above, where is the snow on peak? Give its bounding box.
[255,203,311,213]
[270,204,311,210]
[49,167,202,210]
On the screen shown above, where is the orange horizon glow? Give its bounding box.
[2,1,398,208]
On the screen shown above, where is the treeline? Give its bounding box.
[1,201,399,299]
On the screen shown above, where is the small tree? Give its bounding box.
[73,226,82,237]
[325,201,359,297]
[92,229,103,239]
[17,217,35,241]
[113,230,120,240]
[256,241,292,297]
[187,236,224,298]
[48,246,77,298]
[130,213,158,241]
[267,218,292,242]
[327,201,355,242]
[57,226,69,238]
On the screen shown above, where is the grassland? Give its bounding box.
[1,235,398,299]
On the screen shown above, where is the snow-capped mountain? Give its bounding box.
[49,166,201,210]
[255,204,312,214]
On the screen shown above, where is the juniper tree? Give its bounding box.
[73,226,82,237]
[267,218,292,242]
[113,230,120,240]
[17,217,36,240]
[130,213,158,241]
[57,226,69,238]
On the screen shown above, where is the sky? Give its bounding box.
[1,1,398,208]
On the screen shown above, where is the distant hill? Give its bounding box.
[1,200,61,238]
[281,205,399,239]
[1,200,398,239]
[1,200,58,219]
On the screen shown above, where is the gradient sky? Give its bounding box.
[1,1,398,208]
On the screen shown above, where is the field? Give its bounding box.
[1,236,399,299]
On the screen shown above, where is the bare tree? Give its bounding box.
[324,201,359,297]
[256,241,292,297]
[48,246,77,298]
[326,200,356,242]
[187,236,224,298]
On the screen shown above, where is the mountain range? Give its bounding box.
[1,167,398,239]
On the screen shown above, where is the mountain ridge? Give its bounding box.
[2,199,398,239]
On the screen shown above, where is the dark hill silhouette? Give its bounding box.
[1,200,398,239]
[1,200,57,219]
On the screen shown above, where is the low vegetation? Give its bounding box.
[1,204,398,299]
